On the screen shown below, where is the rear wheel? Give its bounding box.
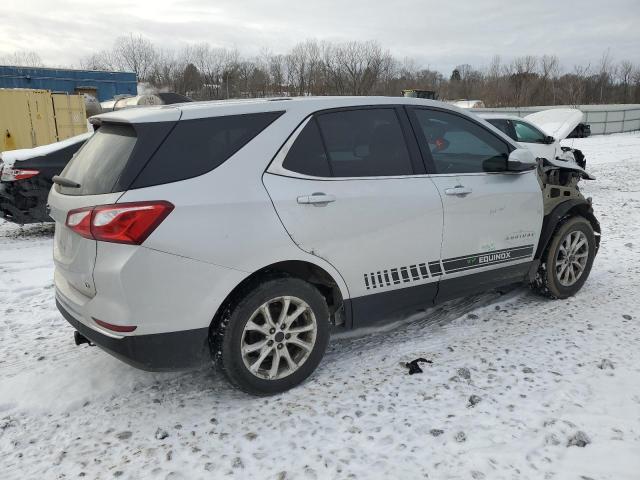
[532,216,595,299]
[213,277,330,395]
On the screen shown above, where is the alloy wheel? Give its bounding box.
[241,296,318,380]
[555,230,589,287]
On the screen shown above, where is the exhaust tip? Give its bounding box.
[74,330,92,346]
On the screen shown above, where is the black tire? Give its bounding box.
[532,216,596,299]
[213,277,330,395]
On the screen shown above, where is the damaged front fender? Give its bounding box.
[542,157,594,181]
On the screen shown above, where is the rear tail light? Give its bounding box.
[1,167,40,182]
[65,201,174,245]
[66,208,93,239]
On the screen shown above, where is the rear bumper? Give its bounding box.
[0,179,52,224]
[56,298,211,371]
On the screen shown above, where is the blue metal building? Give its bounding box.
[0,66,137,101]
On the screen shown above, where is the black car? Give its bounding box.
[0,134,89,224]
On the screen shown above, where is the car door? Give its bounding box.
[407,107,543,302]
[263,107,444,327]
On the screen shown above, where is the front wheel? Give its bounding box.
[532,216,596,299]
[213,277,330,395]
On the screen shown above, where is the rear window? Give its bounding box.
[58,111,283,195]
[58,124,137,196]
[131,111,283,189]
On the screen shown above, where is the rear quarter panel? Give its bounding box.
[116,111,350,327]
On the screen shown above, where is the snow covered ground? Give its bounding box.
[1,132,640,480]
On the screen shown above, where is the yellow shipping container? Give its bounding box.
[0,88,88,152]
[52,93,88,139]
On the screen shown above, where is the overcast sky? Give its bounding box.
[2,0,639,73]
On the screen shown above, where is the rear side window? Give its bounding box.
[317,109,413,177]
[132,111,283,188]
[282,119,331,177]
[281,109,413,178]
[58,124,136,196]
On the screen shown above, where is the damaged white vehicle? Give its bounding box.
[479,109,587,169]
[48,97,600,395]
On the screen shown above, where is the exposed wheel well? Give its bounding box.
[536,200,601,261]
[210,261,346,334]
[566,204,601,253]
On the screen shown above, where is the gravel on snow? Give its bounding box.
[1,132,640,479]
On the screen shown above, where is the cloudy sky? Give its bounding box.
[2,0,639,73]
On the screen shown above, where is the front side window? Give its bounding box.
[513,120,547,143]
[315,109,413,177]
[411,109,510,174]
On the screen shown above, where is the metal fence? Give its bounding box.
[472,104,640,135]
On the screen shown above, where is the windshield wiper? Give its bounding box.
[52,175,81,188]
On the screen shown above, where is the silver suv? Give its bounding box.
[48,97,600,395]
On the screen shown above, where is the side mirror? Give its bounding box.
[508,148,537,172]
[543,135,555,144]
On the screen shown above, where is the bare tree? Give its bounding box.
[147,48,187,93]
[509,55,538,106]
[80,51,115,71]
[111,34,158,81]
[560,65,590,106]
[187,44,238,99]
[66,34,640,106]
[540,55,560,105]
[333,41,387,95]
[618,60,634,103]
[597,49,615,103]
[1,50,44,67]
[267,53,286,96]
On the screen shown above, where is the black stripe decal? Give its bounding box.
[429,261,442,276]
[443,245,533,263]
[362,245,534,291]
[442,245,534,273]
[391,268,400,284]
[445,251,532,274]
[429,262,442,275]
[410,265,420,281]
[419,263,429,279]
[401,267,410,282]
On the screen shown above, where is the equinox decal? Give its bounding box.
[363,245,535,290]
[479,251,511,263]
[442,245,534,274]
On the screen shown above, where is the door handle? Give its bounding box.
[296,193,336,205]
[444,186,472,197]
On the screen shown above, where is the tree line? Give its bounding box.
[5,35,640,106]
